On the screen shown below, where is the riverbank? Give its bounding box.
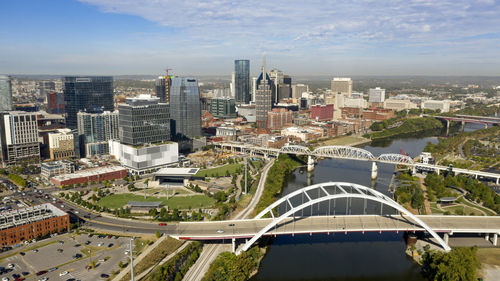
[366,117,443,140]
[315,135,371,147]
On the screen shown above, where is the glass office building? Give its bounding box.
[77,111,119,156]
[0,75,13,112]
[234,60,250,104]
[63,76,114,129]
[170,77,201,139]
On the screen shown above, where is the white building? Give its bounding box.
[108,140,179,175]
[344,97,367,108]
[292,84,308,99]
[48,128,74,160]
[0,111,40,164]
[384,99,418,111]
[368,87,385,103]
[422,100,451,113]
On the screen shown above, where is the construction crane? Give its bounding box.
[165,68,172,78]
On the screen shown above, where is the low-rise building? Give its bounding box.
[422,100,451,113]
[310,104,334,121]
[48,128,75,160]
[50,165,127,186]
[216,127,239,141]
[41,160,75,180]
[209,97,236,118]
[0,203,69,247]
[108,140,179,175]
[362,108,395,121]
[384,99,417,111]
[267,108,293,130]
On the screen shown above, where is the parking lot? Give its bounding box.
[0,233,133,281]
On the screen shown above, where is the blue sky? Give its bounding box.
[1,0,500,76]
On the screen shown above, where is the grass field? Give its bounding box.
[318,135,370,146]
[478,248,500,266]
[195,163,243,177]
[441,204,484,216]
[97,193,215,210]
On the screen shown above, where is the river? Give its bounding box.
[250,123,487,281]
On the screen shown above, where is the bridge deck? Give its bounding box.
[175,215,500,240]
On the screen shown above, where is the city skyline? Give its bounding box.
[1,0,500,76]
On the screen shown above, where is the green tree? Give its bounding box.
[421,247,480,281]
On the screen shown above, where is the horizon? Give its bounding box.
[2,0,500,76]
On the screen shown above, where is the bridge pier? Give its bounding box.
[412,166,416,175]
[484,123,488,129]
[435,168,440,175]
[232,238,236,253]
[493,233,498,246]
[461,121,465,132]
[444,233,449,245]
[371,162,378,180]
[307,155,315,172]
[485,233,490,241]
[497,178,499,185]
[446,120,450,135]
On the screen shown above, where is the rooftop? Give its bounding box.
[51,165,126,181]
[126,201,162,207]
[0,203,67,230]
[155,167,200,177]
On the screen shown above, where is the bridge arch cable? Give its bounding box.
[237,182,451,255]
[312,146,375,161]
[279,145,311,155]
[377,153,414,165]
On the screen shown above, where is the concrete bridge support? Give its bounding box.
[232,238,236,253]
[446,120,450,135]
[307,155,315,172]
[444,233,449,245]
[435,168,440,175]
[485,233,490,241]
[461,121,466,132]
[484,123,489,129]
[371,162,378,180]
[493,233,498,246]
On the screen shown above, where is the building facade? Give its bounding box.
[292,84,308,99]
[0,75,13,112]
[234,60,250,104]
[41,160,75,180]
[170,77,201,139]
[0,204,69,247]
[118,95,170,146]
[422,100,451,113]
[48,128,74,160]
[368,87,386,103]
[267,108,293,130]
[256,58,272,128]
[155,76,170,103]
[47,92,64,114]
[209,97,236,118]
[311,104,334,121]
[63,76,114,129]
[331,77,353,97]
[0,111,40,164]
[77,111,119,157]
[109,140,179,174]
[50,165,127,186]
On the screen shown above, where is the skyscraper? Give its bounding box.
[0,111,40,164]
[155,76,170,103]
[252,77,257,102]
[170,77,201,139]
[63,76,114,129]
[118,95,170,146]
[331,77,353,98]
[255,57,272,128]
[0,75,13,112]
[234,60,250,104]
[77,111,119,156]
[368,87,386,103]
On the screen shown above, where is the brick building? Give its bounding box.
[362,108,395,121]
[0,203,69,247]
[310,104,334,121]
[267,108,293,130]
[50,165,127,186]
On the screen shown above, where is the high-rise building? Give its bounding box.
[118,95,170,146]
[292,84,308,99]
[37,81,56,98]
[252,77,257,102]
[155,76,170,103]
[0,111,40,164]
[368,87,386,103]
[234,60,250,104]
[278,84,291,101]
[77,111,119,156]
[48,128,75,160]
[170,77,201,139]
[230,72,235,98]
[269,69,284,104]
[0,75,13,112]
[63,76,114,129]
[255,57,272,128]
[331,77,353,98]
[209,97,237,118]
[47,92,65,114]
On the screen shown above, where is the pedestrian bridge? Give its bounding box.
[173,182,500,255]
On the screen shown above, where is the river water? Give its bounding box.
[250,123,486,281]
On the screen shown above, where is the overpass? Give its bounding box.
[428,114,500,133]
[214,142,500,183]
[173,182,500,255]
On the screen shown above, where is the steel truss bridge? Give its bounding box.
[214,142,500,183]
[174,182,500,255]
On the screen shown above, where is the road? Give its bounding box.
[182,159,275,281]
[175,214,500,239]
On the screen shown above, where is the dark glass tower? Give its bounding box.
[234,60,250,104]
[63,76,114,129]
[170,77,201,139]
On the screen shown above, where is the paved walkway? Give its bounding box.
[135,241,190,281]
[418,177,433,215]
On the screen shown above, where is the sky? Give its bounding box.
[1,0,500,76]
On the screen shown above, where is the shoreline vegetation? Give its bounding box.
[366,117,444,140]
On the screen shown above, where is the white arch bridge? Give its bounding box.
[214,142,500,183]
[175,182,500,254]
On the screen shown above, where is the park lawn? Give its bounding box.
[320,135,370,146]
[195,163,243,177]
[97,194,215,210]
[477,248,500,266]
[441,204,484,216]
[458,197,497,216]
